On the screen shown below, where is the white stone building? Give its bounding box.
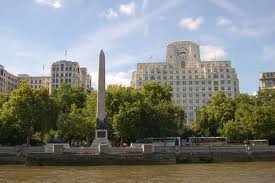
[80,67,92,92]
[131,41,240,124]
[259,72,275,90]
[18,74,50,89]
[0,64,19,93]
[49,60,92,94]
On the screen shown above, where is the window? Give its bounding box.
[189,81,192,85]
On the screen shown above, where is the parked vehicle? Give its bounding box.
[187,137,227,146]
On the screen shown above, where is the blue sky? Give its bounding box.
[0,0,274,94]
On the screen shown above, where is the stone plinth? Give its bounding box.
[53,145,64,154]
[91,129,111,152]
[99,144,109,154]
[142,144,154,154]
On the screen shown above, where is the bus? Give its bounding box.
[248,139,269,146]
[187,137,226,146]
[130,137,181,148]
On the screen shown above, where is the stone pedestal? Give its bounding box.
[142,144,154,154]
[53,144,64,154]
[91,129,111,152]
[98,144,109,154]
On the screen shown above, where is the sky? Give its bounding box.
[0,0,274,94]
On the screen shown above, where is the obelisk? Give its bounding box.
[92,50,110,149]
[96,49,106,129]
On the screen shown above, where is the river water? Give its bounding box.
[0,161,275,183]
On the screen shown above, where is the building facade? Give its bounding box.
[0,64,19,93]
[259,72,275,90]
[49,60,92,94]
[18,74,50,89]
[131,41,240,124]
[80,67,92,92]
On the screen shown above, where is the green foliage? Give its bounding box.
[0,81,184,146]
[53,83,86,112]
[193,92,235,136]
[192,91,275,144]
[110,82,184,144]
[57,104,94,144]
[0,82,57,145]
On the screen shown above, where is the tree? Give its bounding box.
[58,104,94,145]
[192,92,235,136]
[111,83,184,144]
[53,83,86,113]
[141,82,172,105]
[0,82,57,146]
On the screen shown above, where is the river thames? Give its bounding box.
[0,161,275,183]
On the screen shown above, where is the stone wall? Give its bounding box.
[1,145,275,165]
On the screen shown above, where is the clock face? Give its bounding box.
[176,46,189,59]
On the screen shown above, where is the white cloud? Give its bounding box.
[228,25,261,37]
[107,71,133,86]
[263,45,275,60]
[200,45,227,60]
[34,0,63,9]
[119,2,136,16]
[209,0,243,16]
[179,16,204,31]
[216,16,232,26]
[159,16,166,21]
[142,0,149,14]
[69,0,181,69]
[91,70,133,88]
[101,8,119,19]
[144,24,149,37]
[251,92,257,96]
